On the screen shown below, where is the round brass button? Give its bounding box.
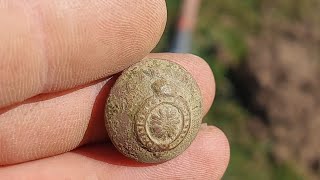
[105,58,203,163]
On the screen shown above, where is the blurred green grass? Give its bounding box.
[155,0,306,179]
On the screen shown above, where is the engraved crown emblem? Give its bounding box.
[151,79,174,96]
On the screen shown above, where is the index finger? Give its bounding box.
[0,0,167,108]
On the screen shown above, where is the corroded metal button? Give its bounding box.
[105,58,203,163]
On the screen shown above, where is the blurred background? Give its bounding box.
[154,0,320,179]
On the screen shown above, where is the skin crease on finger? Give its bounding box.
[0,53,218,166]
[0,0,167,108]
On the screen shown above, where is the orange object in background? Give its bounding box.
[171,0,201,53]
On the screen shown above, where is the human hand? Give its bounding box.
[0,0,229,179]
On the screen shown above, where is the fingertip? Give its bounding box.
[0,125,230,180]
[152,125,230,179]
[43,0,169,91]
[144,0,167,50]
[180,54,216,114]
[0,0,168,107]
[199,125,230,179]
